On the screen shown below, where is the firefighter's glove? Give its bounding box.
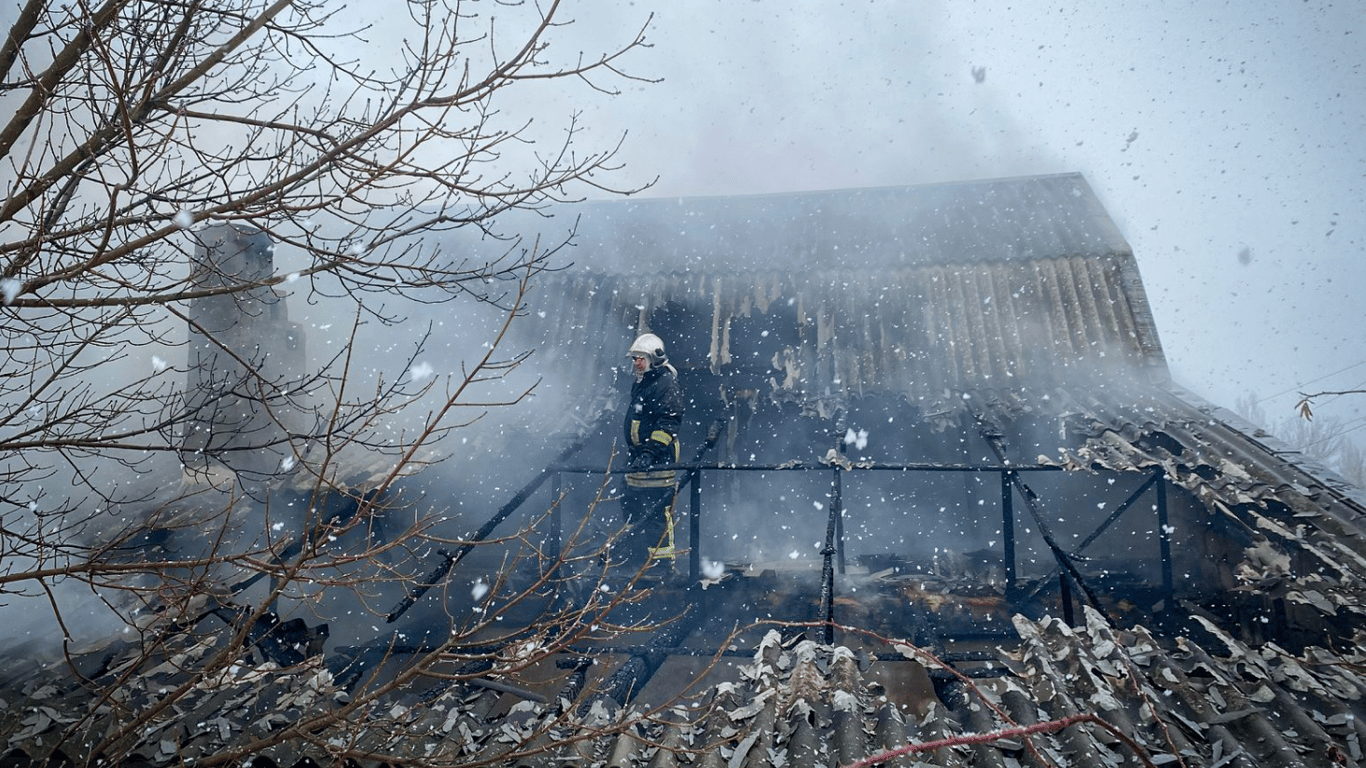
[650,439,674,465]
[647,433,673,464]
[628,452,653,470]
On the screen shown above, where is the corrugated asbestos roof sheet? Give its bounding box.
[487,173,1132,275]
[519,255,1166,419]
[7,613,1366,768]
[507,173,1166,421]
[1022,382,1366,622]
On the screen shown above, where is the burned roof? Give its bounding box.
[501,174,1162,426]
[6,604,1366,768]
[519,255,1167,422]
[7,175,1366,768]
[506,175,1366,624]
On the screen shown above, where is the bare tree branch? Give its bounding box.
[0,3,681,765]
[1295,389,1366,421]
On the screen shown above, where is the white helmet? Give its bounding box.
[627,333,666,365]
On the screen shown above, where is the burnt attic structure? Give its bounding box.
[509,173,1366,650]
[9,174,1366,768]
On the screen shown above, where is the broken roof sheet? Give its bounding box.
[6,609,1366,768]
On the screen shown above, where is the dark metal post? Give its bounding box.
[818,466,842,645]
[979,427,1112,624]
[1059,572,1076,626]
[1156,471,1174,606]
[832,466,845,574]
[1001,470,1016,593]
[689,468,702,582]
[384,421,606,624]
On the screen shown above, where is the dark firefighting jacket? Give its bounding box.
[624,365,683,488]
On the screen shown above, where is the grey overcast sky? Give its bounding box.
[10,2,1354,423]
[526,0,1365,426]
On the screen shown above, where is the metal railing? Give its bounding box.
[550,458,1172,641]
[387,421,1174,639]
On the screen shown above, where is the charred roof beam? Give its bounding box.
[974,413,1114,627]
[1019,468,1172,605]
[385,417,611,624]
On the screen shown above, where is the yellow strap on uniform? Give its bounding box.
[626,469,677,488]
[650,430,673,446]
[648,506,677,562]
[630,419,640,444]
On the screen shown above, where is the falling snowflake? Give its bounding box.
[174,210,194,229]
[0,278,20,305]
[408,361,434,382]
[843,428,869,450]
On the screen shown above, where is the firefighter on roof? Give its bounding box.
[621,332,684,571]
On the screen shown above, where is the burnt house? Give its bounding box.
[6,174,1366,768]
[511,173,1364,635]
